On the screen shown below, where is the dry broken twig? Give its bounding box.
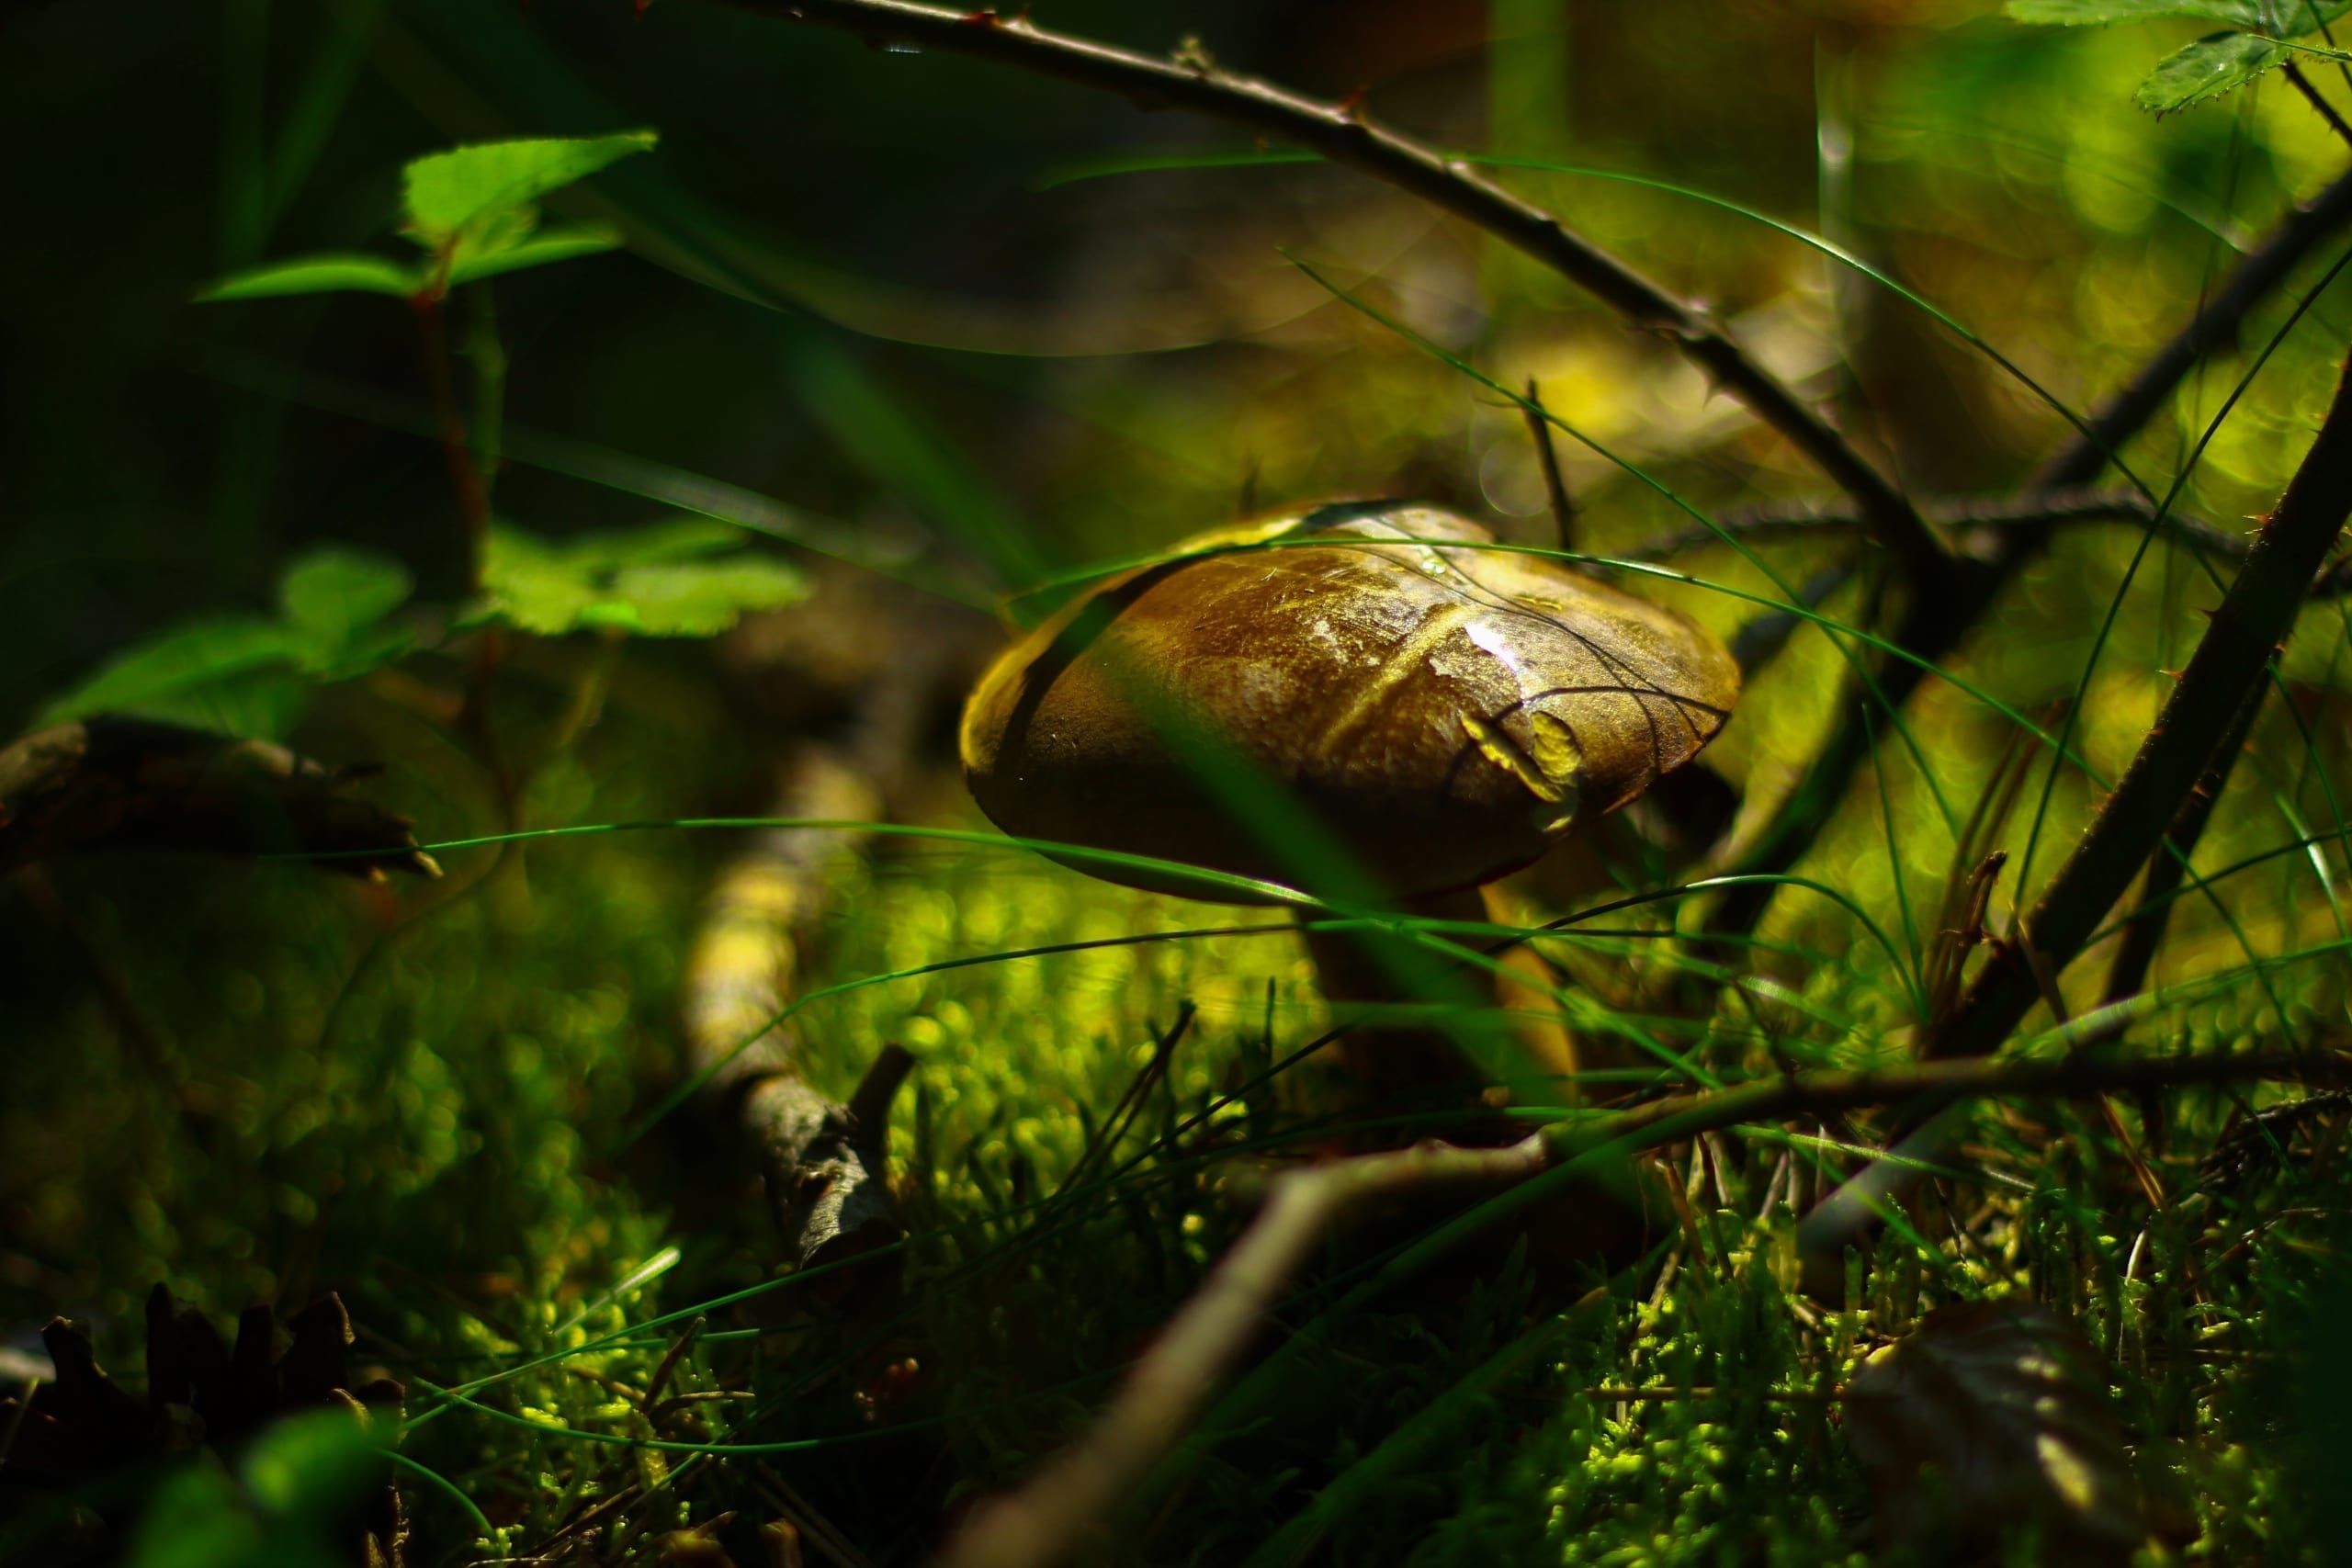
[682,569,984,1269]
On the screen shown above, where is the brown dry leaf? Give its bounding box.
[1843,1301,2147,1564]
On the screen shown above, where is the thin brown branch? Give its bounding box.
[1796,349,2352,1262]
[1522,378,1575,554]
[2287,62,2352,153]
[1632,490,2280,572]
[738,0,1944,576]
[1928,351,2352,1062]
[410,294,491,596]
[940,1045,2346,1568]
[2099,681,2270,1012]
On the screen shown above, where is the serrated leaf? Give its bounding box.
[1845,1302,2148,1563]
[2008,0,2263,21]
[40,619,308,729]
[2012,0,2351,24]
[599,558,809,636]
[401,130,657,247]
[555,517,743,570]
[2135,29,2292,111]
[445,223,625,287]
[198,254,420,302]
[40,548,417,740]
[278,547,413,650]
[477,521,807,637]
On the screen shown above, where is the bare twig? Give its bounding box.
[682,570,982,1268]
[2099,681,2270,1012]
[738,0,1944,576]
[1631,491,2273,570]
[1798,348,2352,1262]
[1522,378,1575,554]
[682,745,910,1269]
[1928,351,2352,1062]
[2287,62,2352,153]
[409,295,491,596]
[941,1044,2346,1568]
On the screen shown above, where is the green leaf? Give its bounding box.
[39,548,416,739]
[2136,29,2292,110]
[277,546,416,679]
[445,223,625,287]
[595,558,810,636]
[278,547,413,649]
[546,517,743,570]
[40,618,308,728]
[477,521,808,637]
[2007,0,2262,22]
[401,130,657,247]
[198,253,420,301]
[2011,0,2350,23]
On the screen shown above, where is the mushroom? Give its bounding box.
[959,501,1741,1109]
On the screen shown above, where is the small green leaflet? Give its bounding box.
[2137,30,2295,110]
[41,547,415,740]
[196,130,653,302]
[2007,0,2352,113]
[401,130,656,247]
[444,224,624,288]
[475,520,809,637]
[2009,1,2267,22]
[198,254,419,302]
[2011,0,2346,24]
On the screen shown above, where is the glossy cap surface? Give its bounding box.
[960,502,1740,901]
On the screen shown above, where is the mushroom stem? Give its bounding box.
[1296,886,1577,1124]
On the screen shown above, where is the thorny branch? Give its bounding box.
[1928,350,2352,1063]
[1636,489,2352,596]
[1797,347,2352,1260]
[942,1045,2351,1568]
[741,0,1946,577]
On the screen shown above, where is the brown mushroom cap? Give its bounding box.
[959,502,1741,902]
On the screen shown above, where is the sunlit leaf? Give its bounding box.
[477,521,808,637]
[2008,0,2263,22]
[197,254,419,302]
[277,547,413,649]
[594,558,809,636]
[2012,0,2350,25]
[445,222,624,287]
[1845,1302,2149,1563]
[401,130,656,247]
[2134,30,2292,111]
